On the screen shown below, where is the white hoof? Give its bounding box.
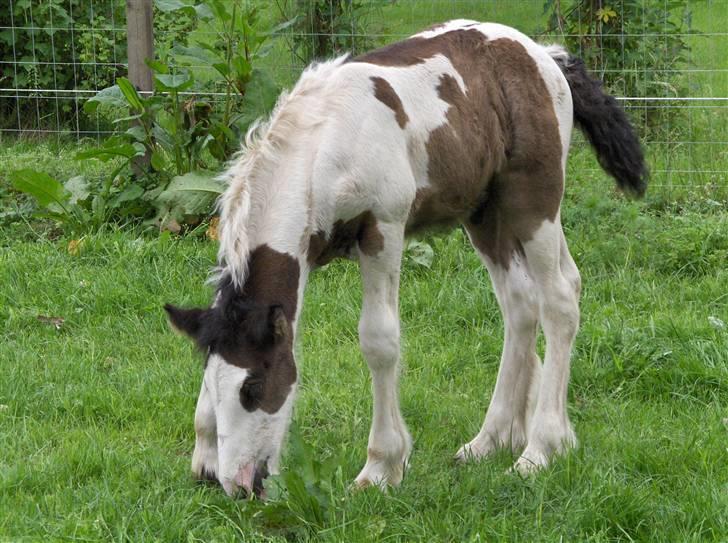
[512,448,550,475]
[354,460,404,489]
[191,438,219,483]
[454,437,498,464]
[354,441,410,489]
[512,426,577,475]
[455,422,528,463]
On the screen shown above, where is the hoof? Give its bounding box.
[454,439,497,464]
[354,449,407,489]
[512,449,549,475]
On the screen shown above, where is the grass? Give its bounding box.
[1,152,727,541]
[1,1,727,541]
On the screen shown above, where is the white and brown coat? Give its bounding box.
[166,20,647,496]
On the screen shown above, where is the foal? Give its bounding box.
[166,20,647,497]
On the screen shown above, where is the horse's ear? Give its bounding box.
[244,304,288,347]
[269,305,288,342]
[164,304,207,340]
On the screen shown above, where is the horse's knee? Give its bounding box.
[359,309,400,369]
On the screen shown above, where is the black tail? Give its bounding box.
[550,50,648,197]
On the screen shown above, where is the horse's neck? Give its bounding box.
[238,159,313,332]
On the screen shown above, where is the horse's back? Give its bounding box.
[323,21,570,233]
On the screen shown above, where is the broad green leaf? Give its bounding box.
[76,139,146,161]
[266,16,298,36]
[64,176,90,205]
[110,184,145,207]
[125,125,147,142]
[171,44,217,64]
[406,240,434,268]
[232,56,252,79]
[232,69,280,130]
[84,85,126,114]
[208,0,230,22]
[193,4,214,21]
[154,0,193,14]
[10,170,70,211]
[154,72,194,92]
[157,171,224,216]
[117,77,144,111]
[212,62,230,78]
[145,58,169,74]
[163,171,224,195]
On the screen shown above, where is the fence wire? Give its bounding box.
[1,1,727,193]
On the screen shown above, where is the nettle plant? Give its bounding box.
[11,0,289,231]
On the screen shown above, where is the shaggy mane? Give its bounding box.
[214,56,349,288]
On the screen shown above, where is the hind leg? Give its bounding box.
[456,231,542,461]
[514,218,580,473]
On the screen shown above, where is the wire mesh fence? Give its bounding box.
[1,0,727,194]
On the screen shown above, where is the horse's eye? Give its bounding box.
[240,378,264,411]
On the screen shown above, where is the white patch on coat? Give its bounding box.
[202,354,296,496]
[515,218,579,472]
[304,54,467,241]
[455,248,542,461]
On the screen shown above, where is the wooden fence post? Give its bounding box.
[126,0,154,173]
[126,0,154,93]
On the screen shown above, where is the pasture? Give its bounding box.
[1,1,728,541]
[1,142,727,541]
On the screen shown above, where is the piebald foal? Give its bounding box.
[166,20,647,497]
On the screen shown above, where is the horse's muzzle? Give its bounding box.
[227,459,269,499]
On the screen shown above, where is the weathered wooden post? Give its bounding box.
[125,0,154,172]
[126,0,154,93]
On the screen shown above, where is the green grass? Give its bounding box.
[1,159,727,541]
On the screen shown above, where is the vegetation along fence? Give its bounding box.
[2,1,727,198]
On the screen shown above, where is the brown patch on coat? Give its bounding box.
[241,245,300,320]
[166,245,300,414]
[353,33,451,67]
[225,245,298,414]
[308,211,384,267]
[459,38,564,267]
[371,76,409,128]
[359,29,564,268]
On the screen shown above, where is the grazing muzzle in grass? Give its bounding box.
[165,289,297,499]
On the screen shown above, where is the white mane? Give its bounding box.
[215,55,349,287]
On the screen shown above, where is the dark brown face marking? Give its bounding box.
[166,244,300,414]
[223,245,299,414]
[359,29,563,268]
[241,245,300,320]
[307,211,384,267]
[371,76,409,129]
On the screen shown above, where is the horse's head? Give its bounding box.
[165,285,296,498]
